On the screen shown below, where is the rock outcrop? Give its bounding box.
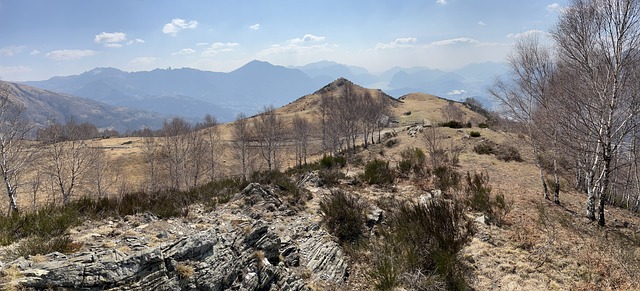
[4,183,348,290]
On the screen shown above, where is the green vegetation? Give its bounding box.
[469,131,481,137]
[398,147,426,177]
[370,198,474,290]
[465,172,511,226]
[0,177,247,258]
[364,159,395,185]
[440,121,471,129]
[319,190,367,243]
[474,141,522,163]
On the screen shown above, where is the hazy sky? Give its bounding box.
[0,0,565,81]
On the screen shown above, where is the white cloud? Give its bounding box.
[288,34,326,44]
[45,49,96,60]
[201,42,240,57]
[507,29,548,39]
[126,38,145,45]
[250,23,260,30]
[0,45,26,56]
[547,3,561,12]
[172,48,196,55]
[447,89,467,95]
[128,56,157,66]
[428,38,478,47]
[30,50,41,55]
[436,0,447,5]
[94,32,127,44]
[104,43,123,48]
[196,42,209,46]
[478,21,487,26]
[163,18,198,36]
[375,37,417,50]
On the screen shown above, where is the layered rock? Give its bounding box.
[4,183,348,290]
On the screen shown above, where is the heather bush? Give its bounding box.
[364,159,395,185]
[319,190,367,243]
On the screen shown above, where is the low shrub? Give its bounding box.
[473,141,495,155]
[477,123,488,129]
[320,155,347,169]
[496,145,523,162]
[383,199,474,290]
[469,131,481,137]
[364,159,395,185]
[250,170,307,208]
[465,172,511,226]
[318,169,346,187]
[398,148,426,177]
[474,141,522,163]
[385,139,398,148]
[434,166,461,193]
[11,235,79,258]
[319,190,367,243]
[440,121,471,129]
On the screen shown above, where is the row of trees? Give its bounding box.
[319,81,392,156]
[493,0,640,226]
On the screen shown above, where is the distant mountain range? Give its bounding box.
[23,60,507,122]
[1,81,167,132]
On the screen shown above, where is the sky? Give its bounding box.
[0,0,566,81]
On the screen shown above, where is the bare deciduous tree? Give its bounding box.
[39,122,101,205]
[232,113,252,180]
[253,105,283,171]
[292,114,311,166]
[0,82,33,214]
[552,0,640,225]
[489,34,559,203]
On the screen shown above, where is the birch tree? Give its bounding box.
[0,82,33,214]
[552,0,640,225]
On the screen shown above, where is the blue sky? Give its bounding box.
[0,0,565,81]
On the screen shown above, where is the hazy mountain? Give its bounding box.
[24,61,318,121]
[22,60,506,119]
[294,61,379,87]
[1,81,167,132]
[380,62,507,109]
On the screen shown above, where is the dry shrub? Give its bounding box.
[176,262,194,279]
[319,190,367,243]
[370,199,474,290]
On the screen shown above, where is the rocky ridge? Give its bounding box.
[3,183,348,290]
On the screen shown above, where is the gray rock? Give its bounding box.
[5,183,344,291]
[367,206,384,227]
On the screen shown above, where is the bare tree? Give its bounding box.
[441,101,465,123]
[552,0,640,225]
[423,126,447,170]
[199,115,223,181]
[253,105,283,171]
[292,114,311,166]
[232,113,252,180]
[39,121,101,205]
[162,117,194,190]
[0,82,33,214]
[489,34,559,203]
[141,131,164,192]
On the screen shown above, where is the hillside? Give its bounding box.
[0,81,167,131]
[4,77,637,290]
